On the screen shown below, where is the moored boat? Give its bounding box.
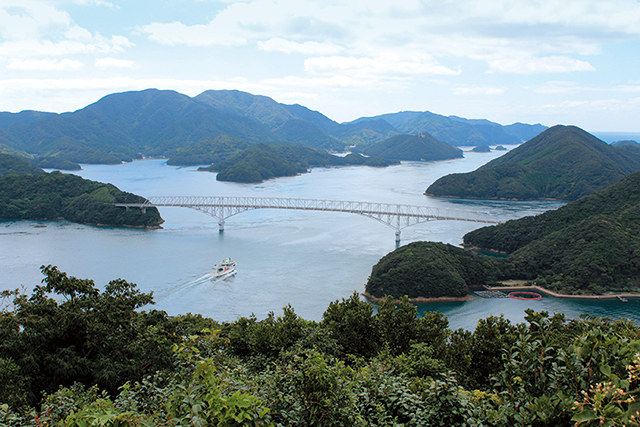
[211,258,237,278]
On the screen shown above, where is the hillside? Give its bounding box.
[425,125,640,201]
[0,153,45,175]
[202,143,397,183]
[464,171,640,294]
[0,154,162,227]
[0,89,280,164]
[363,133,463,161]
[365,241,500,299]
[352,111,545,146]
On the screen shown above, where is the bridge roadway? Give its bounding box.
[115,196,499,248]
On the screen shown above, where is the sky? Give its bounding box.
[0,0,639,132]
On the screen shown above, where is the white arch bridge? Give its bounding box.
[115,196,499,248]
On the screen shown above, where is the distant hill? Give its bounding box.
[0,154,162,228]
[202,143,397,183]
[0,153,45,175]
[194,89,398,148]
[464,171,640,294]
[0,88,547,165]
[425,125,640,201]
[471,145,491,153]
[351,111,545,147]
[363,133,463,161]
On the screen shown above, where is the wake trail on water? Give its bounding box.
[163,272,230,300]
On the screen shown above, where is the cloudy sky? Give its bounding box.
[1,0,639,132]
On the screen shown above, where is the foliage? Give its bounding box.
[365,241,500,299]
[0,168,162,227]
[464,171,640,294]
[426,125,640,201]
[363,133,463,161]
[3,268,640,426]
[207,143,397,183]
[166,136,251,166]
[0,153,45,176]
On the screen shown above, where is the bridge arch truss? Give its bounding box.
[116,196,498,247]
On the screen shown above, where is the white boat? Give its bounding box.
[211,258,237,278]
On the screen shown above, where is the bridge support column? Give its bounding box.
[395,230,401,249]
[218,220,225,233]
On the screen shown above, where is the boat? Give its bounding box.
[211,258,237,278]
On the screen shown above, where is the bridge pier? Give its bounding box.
[218,220,225,233]
[395,230,401,249]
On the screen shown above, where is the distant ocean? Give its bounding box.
[593,132,640,143]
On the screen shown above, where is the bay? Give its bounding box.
[1,148,637,329]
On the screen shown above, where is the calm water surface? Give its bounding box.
[2,148,636,329]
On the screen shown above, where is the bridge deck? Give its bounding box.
[115,196,498,247]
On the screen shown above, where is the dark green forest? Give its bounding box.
[426,125,640,201]
[1,267,638,426]
[363,133,463,161]
[368,171,640,299]
[0,155,162,228]
[203,143,397,183]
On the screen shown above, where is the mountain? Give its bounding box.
[425,125,640,201]
[363,133,463,161]
[351,111,545,147]
[463,171,640,294]
[194,89,398,149]
[0,88,547,165]
[0,89,279,164]
[203,143,397,183]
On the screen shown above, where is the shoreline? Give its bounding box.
[486,283,640,300]
[361,292,475,304]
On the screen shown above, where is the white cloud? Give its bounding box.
[95,57,135,69]
[7,58,83,70]
[140,20,246,46]
[453,86,505,95]
[304,55,460,79]
[258,38,344,55]
[488,56,596,74]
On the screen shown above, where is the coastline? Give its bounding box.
[361,292,475,304]
[486,283,640,300]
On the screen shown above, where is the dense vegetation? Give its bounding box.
[426,125,640,201]
[166,136,251,166]
[1,268,639,426]
[462,170,640,294]
[363,133,463,161]
[203,143,397,183]
[0,153,44,176]
[365,242,499,299]
[0,155,162,227]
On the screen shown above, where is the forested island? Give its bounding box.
[361,133,463,161]
[1,266,638,426]
[199,143,397,183]
[368,170,640,299]
[426,125,640,201]
[0,154,162,228]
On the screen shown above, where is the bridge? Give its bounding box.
[115,196,498,248]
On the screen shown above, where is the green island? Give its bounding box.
[368,170,640,299]
[0,154,162,228]
[200,143,398,183]
[362,133,463,161]
[1,267,639,426]
[426,125,640,201]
